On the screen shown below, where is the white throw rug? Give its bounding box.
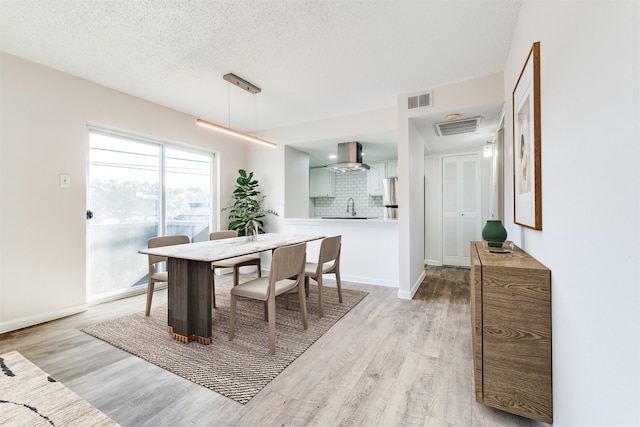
[0,350,119,426]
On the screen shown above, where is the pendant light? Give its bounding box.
[196,73,277,148]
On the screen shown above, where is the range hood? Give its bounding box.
[326,141,370,172]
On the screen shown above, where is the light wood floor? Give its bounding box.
[0,267,546,427]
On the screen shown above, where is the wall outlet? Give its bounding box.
[59,174,71,188]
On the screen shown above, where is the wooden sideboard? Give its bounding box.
[470,241,552,423]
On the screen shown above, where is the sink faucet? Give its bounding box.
[347,197,356,216]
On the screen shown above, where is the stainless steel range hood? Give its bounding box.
[326,141,370,172]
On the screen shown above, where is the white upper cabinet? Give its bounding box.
[386,160,398,178]
[367,162,386,196]
[367,160,398,196]
[309,167,336,198]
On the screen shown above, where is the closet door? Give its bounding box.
[442,154,481,266]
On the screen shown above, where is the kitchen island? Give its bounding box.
[273,217,399,288]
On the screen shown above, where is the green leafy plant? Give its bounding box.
[223,169,278,236]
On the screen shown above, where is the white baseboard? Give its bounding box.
[341,274,398,288]
[425,259,443,266]
[0,304,88,334]
[397,269,426,300]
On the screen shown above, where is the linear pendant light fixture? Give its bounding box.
[196,119,277,148]
[196,73,277,148]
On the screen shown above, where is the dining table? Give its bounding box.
[139,232,324,345]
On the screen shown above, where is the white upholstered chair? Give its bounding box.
[228,242,308,355]
[145,234,190,316]
[305,235,343,318]
[209,230,262,308]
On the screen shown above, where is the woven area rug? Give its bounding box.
[82,282,367,404]
[0,350,119,426]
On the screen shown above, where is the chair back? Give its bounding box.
[270,242,306,292]
[209,230,238,241]
[318,235,341,269]
[147,234,190,265]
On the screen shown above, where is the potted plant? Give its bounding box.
[224,169,278,239]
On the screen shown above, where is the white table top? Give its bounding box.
[139,233,324,262]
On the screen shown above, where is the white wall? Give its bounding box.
[396,113,426,299]
[503,2,639,425]
[0,53,247,332]
[245,140,284,225]
[424,154,441,264]
[283,146,310,218]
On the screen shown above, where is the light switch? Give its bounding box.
[59,174,71,188]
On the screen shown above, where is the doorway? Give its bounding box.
[86,129,214,303]
[442,153,481,266]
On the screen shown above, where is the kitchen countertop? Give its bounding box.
[285,217,397,223]
[321,216,379,220]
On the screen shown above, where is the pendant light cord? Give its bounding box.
[254,95,258,138]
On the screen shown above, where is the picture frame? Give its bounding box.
[512,41,542,230]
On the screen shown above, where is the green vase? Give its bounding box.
[482,220,507,248]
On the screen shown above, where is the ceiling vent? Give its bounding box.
[407,91,432,110]
[435,116,481,136]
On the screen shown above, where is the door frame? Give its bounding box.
[85,125,217,305]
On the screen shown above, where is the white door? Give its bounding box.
[87,129,214,303]
[442,154,481,266]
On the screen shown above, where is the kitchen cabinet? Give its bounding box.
[386,160,397,177]
[367,162,386,196]
[470,241,552,423]
[309,167,335,198]
[367,160,399,196]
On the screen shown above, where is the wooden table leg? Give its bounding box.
[167,258,212,344]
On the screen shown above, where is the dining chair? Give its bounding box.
[209,230,262,308]
[228,242,308,355]
[145,234,190,316]
[305,235,343,318]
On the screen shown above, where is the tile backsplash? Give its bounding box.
[312,172,383,217]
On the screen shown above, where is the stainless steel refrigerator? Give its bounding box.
[382,177,398,219]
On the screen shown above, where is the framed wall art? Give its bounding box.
[512,41,542,230]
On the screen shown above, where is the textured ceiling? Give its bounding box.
[0,0,521,163]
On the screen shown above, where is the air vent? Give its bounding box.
[407,91,432,109]
[435,117,481,136]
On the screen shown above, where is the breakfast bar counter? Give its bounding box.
[274,218,399,289]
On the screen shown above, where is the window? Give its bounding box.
[87,129,214,303]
